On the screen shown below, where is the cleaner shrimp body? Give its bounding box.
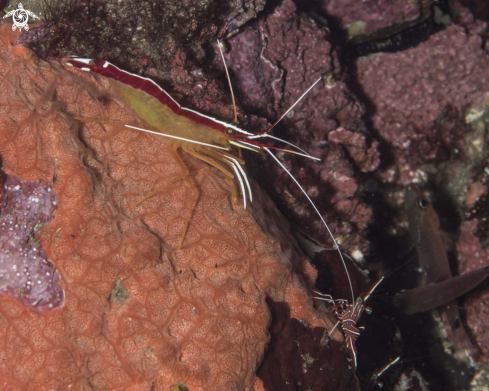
[64,57,320,209]
[64,49,360,366]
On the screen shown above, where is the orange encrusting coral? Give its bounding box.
[0,25,338,390]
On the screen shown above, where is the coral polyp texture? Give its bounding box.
[0,26,340,390]
[0,172,63,312]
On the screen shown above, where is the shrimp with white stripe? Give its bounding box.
[64,42,358,360]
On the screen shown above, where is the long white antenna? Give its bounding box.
[217,39,238,124]
[264,147,355,305]
[124,124,229,150]
[260,77,322,134]
[227,157,247,209]
[250,133,317,159]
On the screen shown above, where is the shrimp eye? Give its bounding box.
[418,198,429,209]
[225,127,235,135]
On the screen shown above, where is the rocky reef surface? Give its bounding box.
[1,0,489,389]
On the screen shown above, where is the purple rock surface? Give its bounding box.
[257,299,358,391]
[321,0,424,37]
[0,171,63,311]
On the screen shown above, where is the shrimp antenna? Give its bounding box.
[217,39,238,124]
[264,147,355,305]
[265,145,320,160]
[250,133,316,158]
[255,76,323,136]
[216,40,318,161]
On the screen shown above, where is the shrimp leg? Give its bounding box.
[136,141,197,249]
[182,146,239,204]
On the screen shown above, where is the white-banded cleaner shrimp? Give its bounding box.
[63,39,362,363]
